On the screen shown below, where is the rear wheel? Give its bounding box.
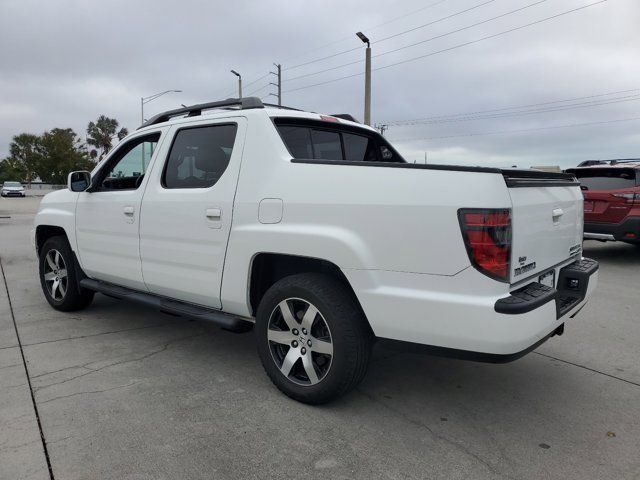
[39,236,94,311]
[256,273,372,404]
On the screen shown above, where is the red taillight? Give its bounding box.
[611,192,640,204]
[458,208,512,282]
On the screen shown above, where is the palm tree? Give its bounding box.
[86,115,128,160]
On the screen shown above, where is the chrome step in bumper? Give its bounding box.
[584,232,616,241]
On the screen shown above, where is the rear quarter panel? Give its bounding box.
[220,114,512,316]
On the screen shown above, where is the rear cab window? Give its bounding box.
[567,168,639,190]
[273,117,405,164]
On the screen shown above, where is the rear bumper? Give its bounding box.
[584,216,640,242]
[344,257,598,360]
[495,258,599,319]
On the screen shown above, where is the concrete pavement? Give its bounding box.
[1,195,639,479]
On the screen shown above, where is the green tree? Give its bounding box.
[6,133,40,183]
[0,157,27,183]
[86,115,128,160]
[36,128,93,184]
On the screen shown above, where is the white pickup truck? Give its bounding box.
[33,97,598,404]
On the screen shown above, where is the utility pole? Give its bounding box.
[231,70,242,98]
[270,63,282,105]
[356,31,371,126]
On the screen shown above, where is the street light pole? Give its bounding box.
[141,89,182,124]
[140,89,181,172]
[231,70,242,99]
[356,32,371,126]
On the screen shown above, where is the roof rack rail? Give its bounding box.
[577,158,640,167]
[330,114,360,123]
[139,97,264,129]
[262,102,303,112]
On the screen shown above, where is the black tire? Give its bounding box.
[39,236,94,311]
[256,273,372,404]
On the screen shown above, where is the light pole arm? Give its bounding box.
[140,89,181,124]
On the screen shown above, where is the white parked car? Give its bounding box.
[1,181,26,197]
[32,97,598,404]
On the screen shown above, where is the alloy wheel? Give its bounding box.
[267,298,333,386]
[43,249,68,301]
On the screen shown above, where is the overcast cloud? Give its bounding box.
[1,0,638,168]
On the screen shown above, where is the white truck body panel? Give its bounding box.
[139,117,247,308]
[33,105,597,358]
[508,186,584,282]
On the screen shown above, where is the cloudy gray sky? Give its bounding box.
[1,0,638,168]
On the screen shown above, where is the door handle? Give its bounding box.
[206,208,222,220]
[552,208,563,224]
[123,206,135,215]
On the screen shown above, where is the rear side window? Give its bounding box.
[343,133,377,162]
[163,124,237,189]
[569,168,638,190]
[275,120,404,163]
[311,129,342,160]
[278,126,313,158]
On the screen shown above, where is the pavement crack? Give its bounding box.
[356,388,517,480]
[533,352,640,388]
[38,381,142,405]
[33,333,202,392]
[0,439,41,453]
[0,362,22,370]
[21,321,178,348]
[1,255,56,479]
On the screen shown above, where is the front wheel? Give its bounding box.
[256,273,372,404]
[39,236,94,311]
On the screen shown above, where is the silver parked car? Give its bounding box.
[1,181,26,197]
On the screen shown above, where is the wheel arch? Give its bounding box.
[248,253,371,330]
[35,225,69,256]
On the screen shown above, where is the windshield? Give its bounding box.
[3,182,22,187]
[566,168,637,191]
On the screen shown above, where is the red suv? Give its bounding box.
[566,160,640,244]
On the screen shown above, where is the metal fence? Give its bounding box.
[23,183,65,190]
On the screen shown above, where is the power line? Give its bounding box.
[245,83,271,97]
[222,72,271,98]
[284,0,550,83]
[284,1,570,85]
[386,93,640,126]
[384,88,640,124]
[284,0,498,72]
[388,115,640,142]
[280,0,452,64]
[283,0,608,94]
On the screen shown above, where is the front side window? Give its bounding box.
[163,124,238,189]
[100,134,160,191]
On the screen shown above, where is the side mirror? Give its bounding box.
[68,171,91,192]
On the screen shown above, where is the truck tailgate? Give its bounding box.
[503,170,583,282]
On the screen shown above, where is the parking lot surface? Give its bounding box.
[1,195,639,480]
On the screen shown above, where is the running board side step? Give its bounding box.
[79,279,253,333]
